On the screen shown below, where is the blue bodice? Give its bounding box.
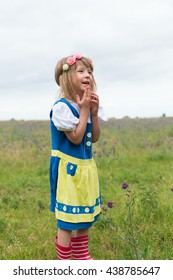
[50,98,93,159]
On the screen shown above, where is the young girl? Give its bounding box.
[49,54,102,260]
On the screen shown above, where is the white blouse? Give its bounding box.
[52,100,105,131]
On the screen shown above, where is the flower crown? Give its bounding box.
[62,54,92,72]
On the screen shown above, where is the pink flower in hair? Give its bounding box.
[87,58,92,64]
[67,56,76,65]
[63,54,92,72]
[74,53,83,60]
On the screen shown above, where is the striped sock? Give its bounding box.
[71,235,93,260]
[55,236,72,260]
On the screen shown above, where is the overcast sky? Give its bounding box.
[0,0,173,120]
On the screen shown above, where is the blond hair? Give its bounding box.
[54,55,97,101]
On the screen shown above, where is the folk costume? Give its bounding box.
[49,98,101,231]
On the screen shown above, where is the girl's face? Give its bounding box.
[74,61,94,95]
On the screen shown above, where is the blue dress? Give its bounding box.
[49,98,101,230]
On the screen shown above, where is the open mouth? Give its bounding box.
[82,81,90,85]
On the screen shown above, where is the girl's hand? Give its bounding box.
[66,86,91,145]
[91,92,99,116]
[76,86,91,111]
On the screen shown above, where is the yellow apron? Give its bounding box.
[51,150,101,224]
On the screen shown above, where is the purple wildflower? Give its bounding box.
[122,182,129,189]
[107,201,114,208]
[171,188,173,192]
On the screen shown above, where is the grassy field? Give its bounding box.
[0,117,173,260]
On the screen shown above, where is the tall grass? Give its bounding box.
[0,117,173,259]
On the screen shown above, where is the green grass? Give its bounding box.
[0,117,173,260]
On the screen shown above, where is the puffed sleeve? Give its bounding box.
[98,106,108,121]
[52,102,79,131]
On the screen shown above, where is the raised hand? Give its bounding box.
[91,92,99,116]
[76,86,91,111]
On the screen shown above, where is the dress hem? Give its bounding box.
[56,214,100,230]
